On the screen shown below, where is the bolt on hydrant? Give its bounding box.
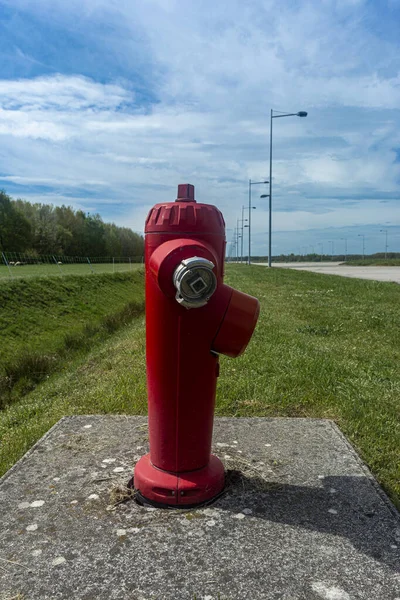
[134,184,260,507]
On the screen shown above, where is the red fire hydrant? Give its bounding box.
[134,184,260,507]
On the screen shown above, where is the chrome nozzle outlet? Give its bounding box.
[173,257,217,309]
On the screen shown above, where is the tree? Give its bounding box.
[1,191,144,257]
[83,214,107,256]
[0,191,32,252]
[104,223,122,256]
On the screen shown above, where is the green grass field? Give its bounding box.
[0,271,144,407]
[0,265,399,508]
[0,261,143,280]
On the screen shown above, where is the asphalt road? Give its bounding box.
[255,262,400,283]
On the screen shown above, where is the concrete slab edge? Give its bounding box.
[0,415,73,486]
[326,420,399,520]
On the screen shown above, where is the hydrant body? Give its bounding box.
[134,184,260,506]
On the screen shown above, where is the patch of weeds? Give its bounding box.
[4,353,55,386]
[63,331,89,351]
[109,482,136,507]
[185,511,205,521]
[83,323,99,338]
[0,353,56,408]
[103,301,144,334]
[0,374,11,408]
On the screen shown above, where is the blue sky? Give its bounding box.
[0,0,400,256]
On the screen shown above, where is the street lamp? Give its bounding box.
[228,239,235,262]
[318,242,323,262]
[269,109,307,267]
[229,227,238,263]
[239,206,248,263]
[341,238,347,262]
[380,229,388,259]
[237,218,244,263]
[358,234,365,260]
[232,226,239,263]
[248,180,268,264]
[329,240,335,259]
[244,222,249,254]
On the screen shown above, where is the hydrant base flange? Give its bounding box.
[134,454,225,507]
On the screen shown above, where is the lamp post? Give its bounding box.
[329,240,335,259]
[248,180,268,264]
[244,222,249,255]
[341,237,347,262]
[240,206,249,263]
[358,234,365,260]
[318,242,323,262]
[241,206,245,263]
[380,229,388,259]
[236,219,242,263]
[245,205,256,263]
[228,229,237,263]
[269,109,307,268]
[232,228,237,262]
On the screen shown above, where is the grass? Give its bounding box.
[0,265,399,509]
[0,262,143,280]
[0,271,144,406]
[345,258,400,266]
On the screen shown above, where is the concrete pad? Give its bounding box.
[0,416,399,600]
[256,262,400,284]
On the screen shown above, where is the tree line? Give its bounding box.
[0,190,144,257]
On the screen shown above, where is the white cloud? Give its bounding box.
[0,74,131,110]
[0,0,399,253]
[255,201,400,234]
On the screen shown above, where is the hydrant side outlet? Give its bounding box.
[134,184,260,507]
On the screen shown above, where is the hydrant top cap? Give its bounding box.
[176,183,196,203]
